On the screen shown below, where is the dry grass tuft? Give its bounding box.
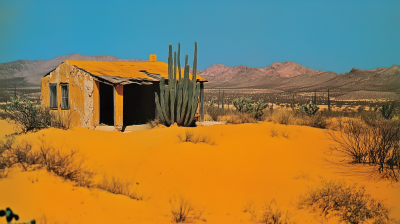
[96,174,143,200]
[243,199,297,224]
[0,136,94,187]
[298,179,392,224]
[219,113,258,124]
[178,129,214,145]
[147,119,160,128]
[170,195,204,223]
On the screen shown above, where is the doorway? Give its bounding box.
[99,82,114,126]
[123,83,158,125]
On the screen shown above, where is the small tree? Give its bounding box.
[5,97,53,132]
[4,97,70,133]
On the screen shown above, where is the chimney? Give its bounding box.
[149,54,157,62]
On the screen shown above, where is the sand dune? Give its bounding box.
[0,120,399,223]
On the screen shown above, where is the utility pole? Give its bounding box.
[328,89,331,111]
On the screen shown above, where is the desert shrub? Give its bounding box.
[326,119,400,180]
[298,101,319,116]
[205,101,228,121]
[202,113,213,121]
[232,97,268,120]
[298,179,391,224]
[360,111,380,127]
[232,97,253,113]
[270,127,291,139]
[303,114,327,129]
[243,199,297,224]
[0,137,40,171]
[357,106,366,113]
[220,112,257,124]
[260,200,296,224]
[0,110,8,120]
[269,110,294,125]
[96,174,142,200]
[380,103,394,120]
[0,136,94,187]
[251,99,269,120]
[170,195,195,223]
[4,97,71,133]
[147,119,160,128]
[38,140,94,187]
[178,129,214,145]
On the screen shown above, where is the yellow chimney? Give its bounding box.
[149,54,157,62]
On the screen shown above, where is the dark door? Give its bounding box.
[99,82,114,126]
[123,83,158,125]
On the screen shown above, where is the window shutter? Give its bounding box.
[61,84,69,110]
[50,84,57,109]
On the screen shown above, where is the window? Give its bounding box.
[61,83,69,110]
[49,84,57,109]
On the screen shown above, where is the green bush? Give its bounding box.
[4,97,70,133]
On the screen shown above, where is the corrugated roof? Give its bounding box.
[65,60,207,82]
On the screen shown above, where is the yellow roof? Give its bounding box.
[65,60,207,82]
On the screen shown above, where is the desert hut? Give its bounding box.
[40,54,208,129]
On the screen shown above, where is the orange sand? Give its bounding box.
[0,120,399,223]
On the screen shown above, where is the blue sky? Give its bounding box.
[0,0,399,74]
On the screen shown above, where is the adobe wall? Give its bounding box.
[41,61,97,128]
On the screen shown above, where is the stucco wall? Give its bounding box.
[41,61,97,128]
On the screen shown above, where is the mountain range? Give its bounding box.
[0,53,147,86]
[0,53,399,93]
[198,62,400,92]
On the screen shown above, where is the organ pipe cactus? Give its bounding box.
[155,42,200,127]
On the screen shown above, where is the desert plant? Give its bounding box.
[170,195,194,223]
[221,112,257,124]
[302,114,327,129]
[298,179,391,224]
[380,103,394,120]
[155,42,200,127]
[0,136,94,187]
[147,119,160,128]
[0,137,40,171]
[232,97,268,120]
[232,97,252,113]
[298,101,319,116]
[243,199,297,224]
[96,174,142,200]
[178,129,214,144]
[270,110,294,125]
[4,97,71,132]
[37,139,94,187]
[326,119,400,181]
[251,99,269,120]
[205,100,227,121]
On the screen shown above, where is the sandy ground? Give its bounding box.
[0,119,399,223]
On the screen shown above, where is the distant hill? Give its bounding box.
[0,53,147,86]
[1,54,399,94]
[198,63,400,93]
